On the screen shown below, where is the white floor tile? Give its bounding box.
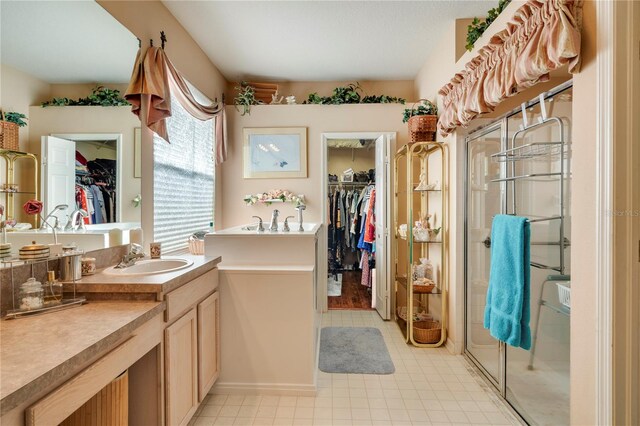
[195,311,520,426]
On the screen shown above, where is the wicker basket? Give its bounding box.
[407,99,437,143]
[0,112,19,151]
[413,320,441,344]
[413,284,435,294]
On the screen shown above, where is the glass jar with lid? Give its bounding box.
[19,277,44,310]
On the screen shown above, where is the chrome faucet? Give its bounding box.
[115,243,145,268]
[295,204,306,232]
[40,204,68,231]
[251,216,265,232]
[65,209,89,231]
[269,209,280,232]
[283,216,295,232]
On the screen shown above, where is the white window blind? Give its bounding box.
[153,93,215,253]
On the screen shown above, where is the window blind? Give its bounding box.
[153,93,215,253]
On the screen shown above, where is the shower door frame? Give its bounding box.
[463,119,508,394]
[463,80,574,420]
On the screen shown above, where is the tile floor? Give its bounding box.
[189,310,522,426]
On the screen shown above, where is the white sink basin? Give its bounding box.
[103,258,193,276]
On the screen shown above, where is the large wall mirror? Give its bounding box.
[1,1,141,253]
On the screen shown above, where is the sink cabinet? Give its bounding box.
[197,291,220,401]
[165,309,198,426]
[164,268,220,425]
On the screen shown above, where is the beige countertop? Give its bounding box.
[68,254,222,296]
[1,253,222,416]
[0,300,164,415]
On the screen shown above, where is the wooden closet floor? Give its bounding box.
[328,271,373,310]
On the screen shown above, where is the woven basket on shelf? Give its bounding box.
[413,283,435,294]
[407,99,437,143]
[413,320,441,344]
[0,112,19,151]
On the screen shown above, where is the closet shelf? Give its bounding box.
[491,141,562,163]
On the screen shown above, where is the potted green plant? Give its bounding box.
[0,111,27,150]
[234,82,262,115]
[402,99,438,143]
[3,112,28,127]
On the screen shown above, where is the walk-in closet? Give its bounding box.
[323,133,393,319]
[75,140,118,224]
[327,138,377,310]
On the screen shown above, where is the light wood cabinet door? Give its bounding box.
[197,291,220,401]
[165,308,198,426]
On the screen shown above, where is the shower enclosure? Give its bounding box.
[464,82,572,425]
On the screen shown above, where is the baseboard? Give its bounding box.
[211,381,317,396]
[445,338,457,354]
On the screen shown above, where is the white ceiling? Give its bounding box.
[1,1,138,84]
[162,1,492,82]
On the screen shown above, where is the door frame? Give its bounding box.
[319,131,395,316]
[52,133,123,222]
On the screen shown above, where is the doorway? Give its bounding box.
[41,133,122,226]
[321,132,394,320]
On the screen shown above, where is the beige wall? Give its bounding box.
[0,64,51,150]
[226,80,416,105]
[569,2,597,424]
[219,104,407,229]
[28,106,141,223]
[97,0,227,102]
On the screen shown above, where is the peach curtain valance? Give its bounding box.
[437,0,583,137]
[124,47,228,164]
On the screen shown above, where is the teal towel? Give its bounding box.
[484,215,531,350]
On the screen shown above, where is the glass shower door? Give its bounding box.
[464,123,504,385]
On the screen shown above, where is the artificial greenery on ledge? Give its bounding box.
[41,86,130,107]
[466,0,511,51]
[303,82,405,105]
[234,81,262,116]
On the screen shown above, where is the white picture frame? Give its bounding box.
[243,127,307,179]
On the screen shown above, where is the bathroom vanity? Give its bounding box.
[0,253,221,426]
[205,223,322,395]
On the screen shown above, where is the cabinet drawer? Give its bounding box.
[165,268,218,323]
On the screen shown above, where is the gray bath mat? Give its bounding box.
[319,327,395,374]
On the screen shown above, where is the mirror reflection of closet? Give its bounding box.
[41,134,122,227]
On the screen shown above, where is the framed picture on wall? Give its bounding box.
[243,127,307,179]
[134,127,141,178]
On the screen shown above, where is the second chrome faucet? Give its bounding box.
[269,209,279,232]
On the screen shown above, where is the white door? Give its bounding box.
[41,136,75,224]
[375,134,392,319]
